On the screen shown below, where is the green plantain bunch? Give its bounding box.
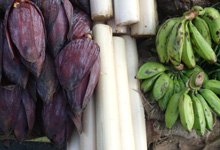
[136,61,220,135]
[156,6,220,69]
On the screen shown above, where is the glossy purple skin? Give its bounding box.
[37,55,59,103]
[55,38,99,91]
[0,85,21,134]
[5,0,46,77]
[3,34,29,88]
[68,8,91,39]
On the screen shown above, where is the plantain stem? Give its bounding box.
[184,10,199,20]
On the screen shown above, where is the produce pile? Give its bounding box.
[0,0,99,146]
[137,6,220,135]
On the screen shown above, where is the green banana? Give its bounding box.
[152,73,170,101]
[192,16,212,45]
[189,21,217,63]
[178,76,186,91]
[136,62,166,79]
[182,21,196,69]
[180,73,189,87]
[167,19,186,66]
[200,89,220,116]
[191,6,204,15]
[191,94,206,135]
[196,93,214,130]
[203,79,220,95]
[158,77,174,111]
[156,18,180,63]
[165,91,183,128]
[140,73,162,93]
[202,7,220,44]
[173,76,182,93]
[179,93,194,131]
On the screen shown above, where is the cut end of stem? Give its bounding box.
[194,72,205,87]
[174,64,184,71]
[184,11,199,20]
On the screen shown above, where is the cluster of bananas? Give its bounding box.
[137,62,220,135]
[156,6,220,68]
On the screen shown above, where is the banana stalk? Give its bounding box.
[93,24,121,150]
[90,0,113,21]
[123,35,148,150]
[107,19,129,35]
[131,0,158,36]
[113,36,135,150]
[113,0,139,26]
